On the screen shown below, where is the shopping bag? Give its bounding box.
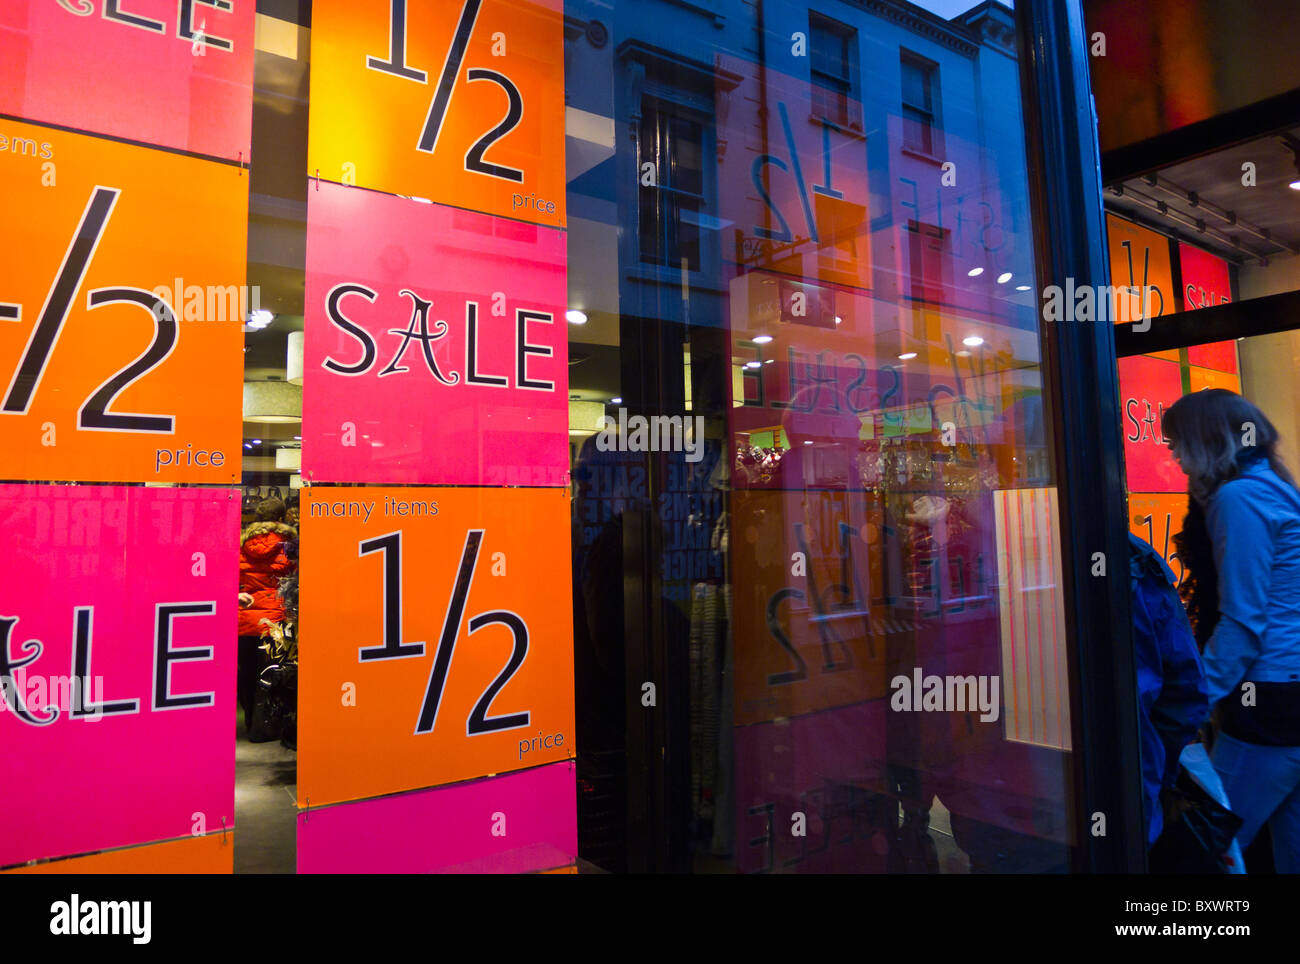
[1148,751,1243,874]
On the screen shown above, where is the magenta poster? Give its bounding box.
[297,760,577,873]
[0,1,255,162]
[0,484,237,868]
[1118,354,1185,493]
[302,183,569,486]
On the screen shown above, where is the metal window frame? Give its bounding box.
[1018,0,1146,873]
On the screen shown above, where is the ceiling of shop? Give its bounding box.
[1105,128,1300,265]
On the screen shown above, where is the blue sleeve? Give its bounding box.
[1202,482,1274,706]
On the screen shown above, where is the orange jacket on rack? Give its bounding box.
[238,521,296,637]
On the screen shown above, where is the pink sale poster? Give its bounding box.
[0,484,238,868]
[0,1,255,162]
[302,183,570,486]
[297,760,577,873]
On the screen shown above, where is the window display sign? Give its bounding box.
[1179,242,1238,373]
[302,183,568,485]
[297,760,576,873]
[307,0,565,228]
[1118,354,1184,493]
[1129,492,1189,587]
[0,120,246,484]
[0,484,237,869]
[0,1,254,162]
[1105,214,1175,329]
[298,486,575,807]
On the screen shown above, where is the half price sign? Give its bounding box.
[299,486,575,807]
[0,120,246,484]
[308,0,566,227]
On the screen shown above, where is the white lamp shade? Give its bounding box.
[275,447,302,470]
[287,330,305,385]
[243,380,302,423]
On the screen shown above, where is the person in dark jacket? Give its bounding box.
[1129,533,1210,846]
[1165,389,1300,872]
[237,497,296,729]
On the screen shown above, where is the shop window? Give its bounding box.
[901,51,940,156]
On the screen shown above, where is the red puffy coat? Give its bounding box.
[238,521,296,637]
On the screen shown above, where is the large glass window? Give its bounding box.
[567,0,1077,873]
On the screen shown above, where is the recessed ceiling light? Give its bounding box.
[752,334,773,344]
[898,351,918,360]
[744,361,761,369]
[956,350,971,357]
[248,309,274,327]
[764,358,775,364]
[803,440,813,445]
[1016,284,1032,291]
[610,396,623,404]
[997,272,1013,284]
[565,309,588,325]
[963,335,984,347]
[967,267,984,277]
[834,316,843,325]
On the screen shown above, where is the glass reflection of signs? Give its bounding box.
[731,489,885,727]
[746,106,868,289]
[358,529,529,737]
[0,602,217,727]
[713,53,869,290]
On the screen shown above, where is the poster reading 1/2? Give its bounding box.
[0,120,246,484]
[308,0,565,228]
[298,486,576,808]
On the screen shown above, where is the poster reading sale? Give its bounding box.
[302,182,568,486]
[0,484,237,869]
[0,120,246,484]
[0,0,255,162]
[308,0,565,227]
[298,486,576,808]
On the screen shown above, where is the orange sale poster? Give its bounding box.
[299,486,575,806]
[308,0,565,227]
[0,120,246,483]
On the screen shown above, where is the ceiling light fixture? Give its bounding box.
[967,267,984,277]
[752,334,773,344]
[898,351,918,360]
[997,272,1013,284]
[962,335,984,347]
[565,309,588,325]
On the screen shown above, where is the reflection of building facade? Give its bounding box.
[566,0,1073,873]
